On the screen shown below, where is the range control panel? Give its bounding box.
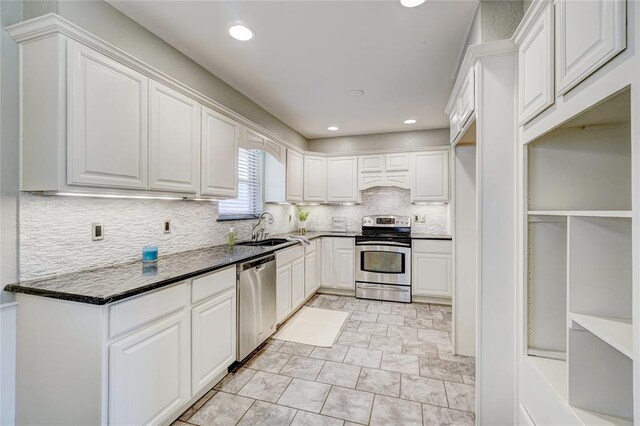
[361,215,411,228]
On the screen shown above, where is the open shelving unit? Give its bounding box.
[525,89,634,424]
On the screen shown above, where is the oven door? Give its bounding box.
[355,243,411,286]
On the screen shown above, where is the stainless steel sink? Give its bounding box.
[236,238,289,247]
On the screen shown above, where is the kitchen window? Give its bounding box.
[218,148,263,219]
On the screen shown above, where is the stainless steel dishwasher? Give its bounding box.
[237,254,277,361]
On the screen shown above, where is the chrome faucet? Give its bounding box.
[251,212,274,242]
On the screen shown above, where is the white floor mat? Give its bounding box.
[273,307,349,347]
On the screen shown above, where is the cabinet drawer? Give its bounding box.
[192,266,236,304]
[413,239,452,254]
[109,283,188,338]
[305,239,318,255]
[277,244,305,267]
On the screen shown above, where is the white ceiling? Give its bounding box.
[108,0,479,139]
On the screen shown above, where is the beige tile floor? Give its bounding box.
[173,294,475,426]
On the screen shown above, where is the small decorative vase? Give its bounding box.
[297,220,307,235]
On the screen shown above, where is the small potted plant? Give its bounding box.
[296,206,310,234]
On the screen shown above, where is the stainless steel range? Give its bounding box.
[355,215,412,303]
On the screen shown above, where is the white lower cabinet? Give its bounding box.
[108,311,190,426]
[320,238,355,290]
[291,257,306,309]
[276,263,293,323]
[191,287,236,395]
[412,240,453,297]
[14,267,238,426]
[276,245,306,324]
[305,250,318,298]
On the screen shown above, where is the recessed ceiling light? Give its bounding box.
[349,89,365,97]
[400,0,426,7]
[229,24,254,41]
[404,118,417,124]
[328,126,339,131]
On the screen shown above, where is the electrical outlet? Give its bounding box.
[413,214,419,222]
[420,214,427,223]
[163,219,171,234]
[92,223,104,241]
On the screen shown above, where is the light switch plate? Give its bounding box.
[163,219,171,234]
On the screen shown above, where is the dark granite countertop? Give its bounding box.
[410,233,452,240]
[4,231,450,305]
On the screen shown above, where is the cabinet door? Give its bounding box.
[277,263,292,323]
[385,153,410,172]
[286,150,304,202]
[321,238,334,287]
[109,312,190,426]
[291,257,306,310]
[67,40,148,189]
[517,4,554,124]
[334,239,355,290]
[305,252,318,298]
[201,107,239,197]
[412,253,452,297]
[412,151,449,202]
[327,157,358,202]
[303,156,326,202]
[192,288,236,395]
[555,0,626,95]
[359,155,385,173]
[457,67,475,128]
[149,81,200,193]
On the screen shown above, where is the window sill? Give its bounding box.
[217,215,259,222]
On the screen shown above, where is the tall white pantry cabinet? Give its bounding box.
[514,0,639,425]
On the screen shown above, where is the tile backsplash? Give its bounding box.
[300,187,450,235]
[18,186,449,280]
[18,194,295,280]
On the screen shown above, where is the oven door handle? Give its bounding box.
[356,241,411,248]
[358,284,408,292]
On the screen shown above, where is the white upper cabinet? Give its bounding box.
[359,155,385,173]
[286,150,304,202]
[449,101,461,144]
[411,151,449,202]
[327,156,359,202]
[458,67,476,127]
[385,153,410,172]
[516,3,555,124]
[67,40,149,189]
[149,81,200,193]
[555,0,626,95]
[303,155,327,202]
[358,153,410,190]
[200,107,239,198]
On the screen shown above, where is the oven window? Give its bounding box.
[361,251,405,274]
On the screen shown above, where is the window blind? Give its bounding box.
[218,148,263,218]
